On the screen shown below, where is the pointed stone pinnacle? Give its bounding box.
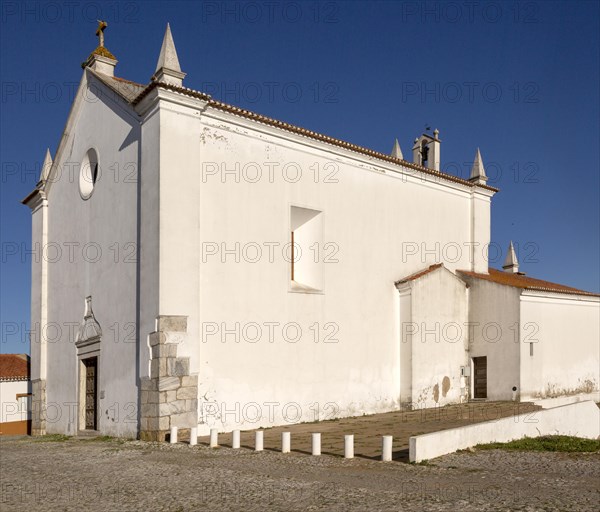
[503,241,519,273]
[155,23,181,73]
[470,148,487,181]
[152,23,186,86]
[391,138,404,160]
[40,148,53,183]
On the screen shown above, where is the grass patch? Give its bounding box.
[33,434,71,442]
[410,459,432,466]
[94,435,116,442]
[475,435,600,453]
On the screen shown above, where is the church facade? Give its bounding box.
[23,25,599,440]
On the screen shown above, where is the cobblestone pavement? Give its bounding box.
[1,434,598,511]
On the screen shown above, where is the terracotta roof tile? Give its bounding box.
[0,354,30,381]
[458,268,599,297]
[395,263,444,285]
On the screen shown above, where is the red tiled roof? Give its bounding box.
[395,263,444,285]
[458,268,599,297]
[0,354,30,381]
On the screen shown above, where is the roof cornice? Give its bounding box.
[520,288,600,300]
[132,80,498,194]
[21,187,47,211]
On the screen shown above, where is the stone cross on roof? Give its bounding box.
[96,20,108,47]
[83,20,116,72]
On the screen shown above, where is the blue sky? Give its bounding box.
[1,0,599,354]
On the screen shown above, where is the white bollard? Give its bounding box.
[382,435,393,462]
[189,427,197,446]
[281,431,291,453]
[232,429,241,449]
[344,435,354,459]
[255,430,264,451]
[210,428,219,448]
[311,433,321,456]
[170,426,178,444]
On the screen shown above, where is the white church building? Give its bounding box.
[23,24,599,440]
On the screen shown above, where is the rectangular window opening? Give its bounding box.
[290,206,323,292]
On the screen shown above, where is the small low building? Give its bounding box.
[0,354,31,435]
[396,249,599,408]
[458,247,599,402]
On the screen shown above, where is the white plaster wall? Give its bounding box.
[408,268,469,408]
[43,72,140,436]
[463,278,521,401]
[470,192,492,274]
[153,97,204,377]
[156,101,488,432]
[138,101,161,380]
[409,400,600,462]
[519,292,600,400]
[533,392,600,409]
[399,289,412,405]
[29,207,45,381]
[0,381,30,423]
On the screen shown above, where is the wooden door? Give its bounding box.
[84,358,97,430]
[473,356,487,399]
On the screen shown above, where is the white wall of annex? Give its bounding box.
[409,269,469,408]
[465,278,521,401]
[519,293,600,399]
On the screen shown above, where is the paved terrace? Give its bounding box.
[197,401,542,461]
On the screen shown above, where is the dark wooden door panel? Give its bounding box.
[473,356,487,399]
[84,358,97,430]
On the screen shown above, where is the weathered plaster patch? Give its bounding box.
[199,127,229,146]
[442,376,451,397]
[433,384,439,403]
[534,378,598,399]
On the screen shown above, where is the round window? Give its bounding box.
[79,148,99,199]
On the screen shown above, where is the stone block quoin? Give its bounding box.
[140,315,198,442]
